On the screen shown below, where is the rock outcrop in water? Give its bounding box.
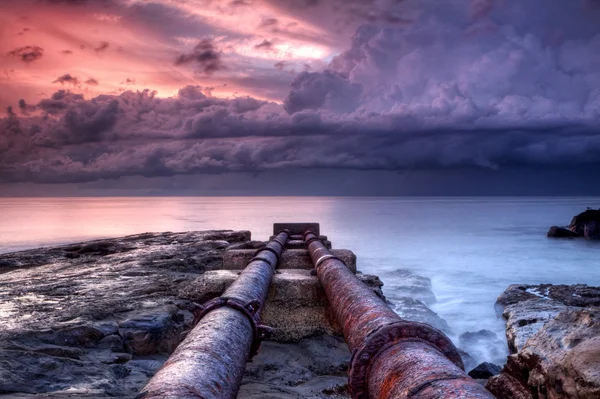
[487,284,600,399]
[0,231,384,398]
[548,208,600,238]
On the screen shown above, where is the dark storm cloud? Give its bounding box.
[254,40,275,51]
[175,40,224,75]
[53,74,81,86]
[85,78,99,85]
[94,41,110,53]
[284,70,362,113]
[1,0,600,185]
[7,46,44,64]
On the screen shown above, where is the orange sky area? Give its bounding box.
[0,0,338,110]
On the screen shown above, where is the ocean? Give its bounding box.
[1,196,599,366]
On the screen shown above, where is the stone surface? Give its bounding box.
[381,269,437,305]
[379,269,450,334]
[547,226,579,238]
[240,334,350,398]
[223,249,357,272]
[468,362,502,379]
[488,284,600,399]
[548,208,600,239]
[497,284,600,353]
[0,230,251,397]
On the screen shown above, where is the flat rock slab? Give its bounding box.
[223,249,356,272]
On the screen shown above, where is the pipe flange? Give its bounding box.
[304,235,322,246]
[314,254,342,270]
[192,297,268,358]
[271,236,287,248]
[348,320,464,399]
[255,245,280,259]
[249,255,275,267]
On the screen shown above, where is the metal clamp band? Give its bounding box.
[256,245,280,259]
[315,254,341,269]
[249,255,275,267]
[305,235,322,246]
[192,297,271,358]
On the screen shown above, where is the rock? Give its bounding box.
[490,284,600,399]
[457,349,478,373]
[239,334,350,398]
[488,307,600,399]
[547,226,579,238]
[458,330,508,366]
[382,269,437,305]
[0,230,252,397]
[548,208,600,239]
[569,208,600,238]
[118,305,185,355]
[503,298,568,353]
[0,229,376,397]
[391,297,451,334]
[468,362,502,379]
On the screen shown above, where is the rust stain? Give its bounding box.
[303,230,495,399]
[137,231,289,399]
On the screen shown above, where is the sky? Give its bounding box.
[1,0,600,196]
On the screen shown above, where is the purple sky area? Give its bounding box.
[1,0,600,195]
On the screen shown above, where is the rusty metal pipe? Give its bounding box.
[304,231,494,399]
[137,230,290,399]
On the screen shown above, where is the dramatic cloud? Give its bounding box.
[254,40,275,51]
[53,74,81,86]
[175,40,224,75]
[94,41,110,53]
[1,0,600,189]
[7,46,44,63]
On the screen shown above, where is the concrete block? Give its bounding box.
[179,268,384,342]
[273,223,319,236]
[222,249,356,272]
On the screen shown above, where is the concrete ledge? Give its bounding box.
[179,268,384,342]
[273,223,319,236]
[223,249,356,272]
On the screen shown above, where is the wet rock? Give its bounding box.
[503,299,568,354]
[0,230,252,397]
[548,208,600,239]
[118,305,185,355]
[382,269,437,305]
[496,284,600,353]
[547,226,579,238]
[490,284,600,398]
[391,297,451,334]
[468,362,502,379]
[240,334,350,398]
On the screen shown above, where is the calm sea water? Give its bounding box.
[1,197,599,365]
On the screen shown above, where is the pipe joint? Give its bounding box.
[348,320,464,398]
[193,297,273,358]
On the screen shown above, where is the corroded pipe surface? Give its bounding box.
[304,231,495,399]
[138,230,289,399]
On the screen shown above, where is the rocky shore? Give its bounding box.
[0,230,383,398]
[3,229,598,398]
[487,284,600,398]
